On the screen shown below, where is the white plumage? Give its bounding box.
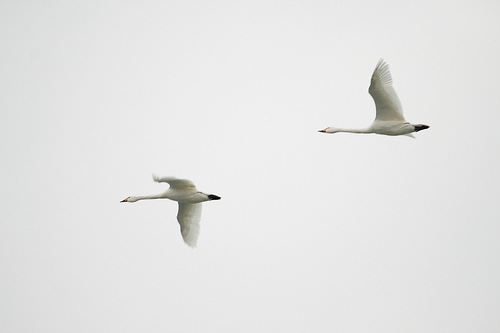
[121,175,221,248]
[319,59,429,137]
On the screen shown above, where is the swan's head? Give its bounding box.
[120,196,138,203]
[318,127,339,134]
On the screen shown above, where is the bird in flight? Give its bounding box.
[121,175,221,248]
[319,59,429,137]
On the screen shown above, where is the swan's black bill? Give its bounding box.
[208,194,221,200]
[120,197,129,203]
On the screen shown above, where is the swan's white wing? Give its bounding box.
[177,202,202,247]
[152,175,196,189]
[368,59,405,121]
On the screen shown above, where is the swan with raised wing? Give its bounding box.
[319,59,429,137]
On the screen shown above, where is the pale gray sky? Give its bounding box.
[1,1,500,332]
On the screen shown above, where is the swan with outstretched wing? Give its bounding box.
[319,59,429,137]
[121,175,221,248]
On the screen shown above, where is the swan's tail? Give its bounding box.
[207,194,221,200]
[414,124,429,132]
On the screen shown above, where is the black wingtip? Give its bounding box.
[208,194,221,200]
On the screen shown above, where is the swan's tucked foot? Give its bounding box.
[414,124,429,132]
[207,194,221,200]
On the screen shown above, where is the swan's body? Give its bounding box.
[319,59,429,137]
[121,175,221,248]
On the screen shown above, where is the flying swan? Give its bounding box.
[319,59,429,137]
[121,175,221,248]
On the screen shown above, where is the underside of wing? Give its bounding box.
[177,203,202,247]
[152,175,196,189]
[368,59,405,121]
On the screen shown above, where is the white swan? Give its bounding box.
[121,175,221,248]
[319,59,429,137]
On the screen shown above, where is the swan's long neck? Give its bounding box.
[132,193,166,201]
[332,127,373,134]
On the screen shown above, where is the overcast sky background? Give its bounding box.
[1,1,500,332]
